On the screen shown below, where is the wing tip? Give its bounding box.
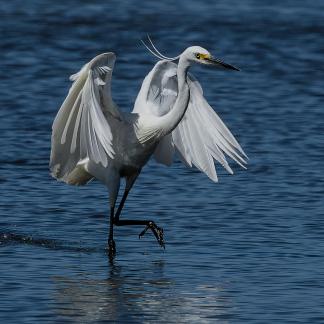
[89,52,117,70]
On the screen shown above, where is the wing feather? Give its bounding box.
[50,52,121,183]
[134,60,247,182]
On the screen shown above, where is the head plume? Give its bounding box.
[141,35,179,61]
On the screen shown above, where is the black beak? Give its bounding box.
[205,56,240,71]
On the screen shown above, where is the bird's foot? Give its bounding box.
[139,221,165,249]
[107,238,116,257]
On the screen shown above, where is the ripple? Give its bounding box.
[0,232,100,253]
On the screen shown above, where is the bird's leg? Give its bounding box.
[108,205,116,257]
[107,174,120,258]
[113,174,165,249]
[114,188,130,223]
[114,218,165,249]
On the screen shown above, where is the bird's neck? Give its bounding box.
[158,57,190,136]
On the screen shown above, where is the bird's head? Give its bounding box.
[182,46,239,71]
[141,36,239,71]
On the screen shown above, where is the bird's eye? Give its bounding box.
[196,53,201,59]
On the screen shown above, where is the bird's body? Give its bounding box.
[50,43,246,256]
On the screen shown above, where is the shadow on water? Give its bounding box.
[52,260,232,323]
[0,232,100,254]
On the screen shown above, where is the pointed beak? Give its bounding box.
[205,56,240,71]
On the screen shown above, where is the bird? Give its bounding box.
[50,37,247,257]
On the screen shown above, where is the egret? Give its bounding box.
[50,38,247,256]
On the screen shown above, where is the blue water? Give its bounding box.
[1,0,324,323]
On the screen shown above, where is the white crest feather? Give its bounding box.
[141,35,180,61]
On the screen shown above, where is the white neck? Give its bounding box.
[158,56,191,135]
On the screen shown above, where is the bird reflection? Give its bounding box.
[53,260,231,323]
[53,260,169,323]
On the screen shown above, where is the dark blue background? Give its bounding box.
[1,0,324,322]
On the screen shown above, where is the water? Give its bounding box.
[1,0,324,322]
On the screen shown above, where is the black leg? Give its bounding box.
[108,206,116,257]
[114,188,130,223]
[114,218,165,249]
[112,173,165,249]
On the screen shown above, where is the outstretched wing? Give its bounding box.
[50,52,122,183]
[134,60,247,182]
[133,60,178,117]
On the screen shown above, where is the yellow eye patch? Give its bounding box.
[195,53,210,60]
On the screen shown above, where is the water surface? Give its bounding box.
[1,0,324,323]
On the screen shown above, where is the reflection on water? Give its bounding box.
[53,261,231,323]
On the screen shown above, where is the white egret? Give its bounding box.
[50,39,247,256]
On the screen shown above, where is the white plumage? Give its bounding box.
[50,43,247,256]
[133,60,246,181]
